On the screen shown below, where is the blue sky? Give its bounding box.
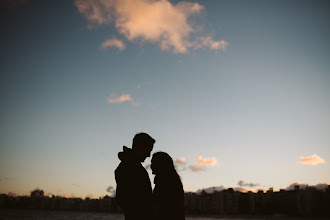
[1,0,329,198]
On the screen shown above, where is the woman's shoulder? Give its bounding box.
[155,174,183,189]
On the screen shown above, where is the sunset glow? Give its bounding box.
[1,0,329,199]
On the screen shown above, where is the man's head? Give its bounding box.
[132,133,155,162]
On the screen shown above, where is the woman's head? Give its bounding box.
[151,151,177,175]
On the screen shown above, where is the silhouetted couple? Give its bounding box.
[115,133,185,220]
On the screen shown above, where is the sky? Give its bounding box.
[1,0,330,199]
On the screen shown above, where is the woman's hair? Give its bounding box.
[152,151,180,178]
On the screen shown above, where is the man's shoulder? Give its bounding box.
[116,161,147,176]
[115,161,126,173]
[115,161,135,174]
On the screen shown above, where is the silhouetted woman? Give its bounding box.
[151,152,185,220]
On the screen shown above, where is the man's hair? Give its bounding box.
[132,132,155,149]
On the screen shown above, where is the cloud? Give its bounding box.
[233,187,251,193]
[74,0,228,54]
[148,155,218,173]
[106,93,140,106]
[194,37,229,51]
[316,183,329,191]
[175,157,186,164]
[106,186,116,196]
[299,154,326,166]
[174,157,187,171]
[196,156,218,167]
[188,156,218,172]
[286,182,329,191]
[189,165,205,172]
[107,93,132,103]
[238,180,260,188]
[285,182,308,191]
[100,37,126,51]
[197,186,225,194]
[106,186,114,192]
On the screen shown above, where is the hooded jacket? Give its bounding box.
[115,146,152,220]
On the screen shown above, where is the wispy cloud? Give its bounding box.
[189,165,205,172]
[189,156,218,172]
[100,37,126,51]
[174,157,187,171]
[74,0,228,54]
[238,180,260,188]
[196,186,225,194]
[194,37,229,52]
[106,186,116,196]
[175,157,186,164]
[299,154,326,166]
[106,93,140,106]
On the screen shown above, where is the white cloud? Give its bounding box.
[175,157,186,164]
[196,37,229,51]
[189,165,205,172]
[315,183,329,191]
[107,93,132,103]
[196,156,218,167]
[233,187,251,193]
[100,37,126,51]
[74,0,228,53]
[299,154,326,166]
[174,157,187,171]
[189,156,218,172]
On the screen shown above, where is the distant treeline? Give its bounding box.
[1,185,330,217]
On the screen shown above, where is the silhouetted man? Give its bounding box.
[115,133,155,220]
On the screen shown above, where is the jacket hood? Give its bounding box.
[118,146,137,162]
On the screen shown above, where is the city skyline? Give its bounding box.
[1,0,330,198]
